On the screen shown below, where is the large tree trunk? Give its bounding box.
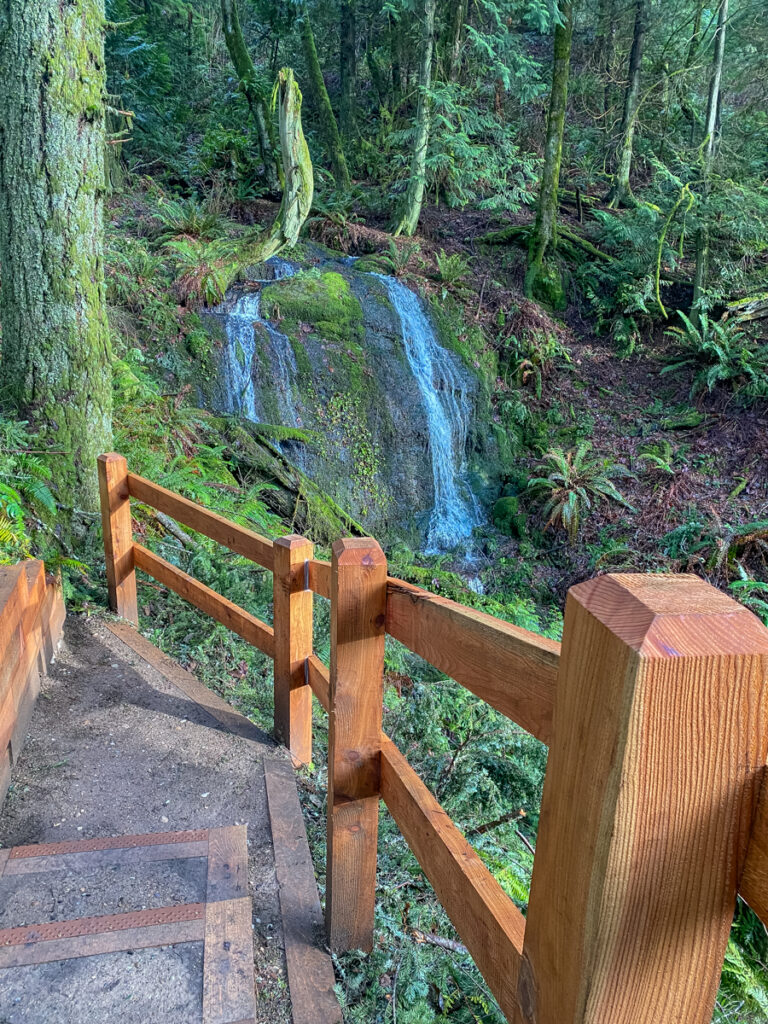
[605,0,647,208]
[339,0,356,137]
[0,0,112,519]
[444,0,468,83]
[597,0,617,122]
[692,0,728,325]
[300,3,351,191]
[525,0,574,308]
[220,0,281,194]
[393,0,436,236]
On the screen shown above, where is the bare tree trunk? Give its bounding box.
[339,0,356,137]
[300,3,351,191]
[692,0,728,325]
[605,0,647,207]
[0,0,112,520]
[525,0,574,308]
[220,0,281,193]
[444,0,468,83]
[393,0,436,236]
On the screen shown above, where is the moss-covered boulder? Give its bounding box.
[261,271,362,345]
[492,495,528,537]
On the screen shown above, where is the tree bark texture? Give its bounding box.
[393,0,436,236]
[0,0,112,516]
[606,0,647,207]
[525,0,573,308]
[339,0,357,137]
[300,3,351,191]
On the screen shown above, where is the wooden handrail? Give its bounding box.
[98,454,768,1023]
[133,545,275,657]
[381,734,525,1020]
[128,471,275,571]
[386,577,559,744]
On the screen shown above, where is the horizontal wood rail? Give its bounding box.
[128,471,275,571]
[386,577,559,744]
[133,545,275,658]
[98,453,768,1023]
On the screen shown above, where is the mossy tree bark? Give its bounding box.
[0,0,112,519]
[393,0,436,237]
[443,0,468,83]
[525,0,573,309]
[605,0,647,208]
[300,3,351,191]
[692,0,728,327]
[220,0,282,194]
[339,0,357,138]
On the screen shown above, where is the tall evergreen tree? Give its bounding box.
[393,0,436,236]
[0,0,112,520]
[605,0,647,207]
[525,0,574,307]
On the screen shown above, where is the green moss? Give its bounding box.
[493,496,527,537]
[261,271,363,345]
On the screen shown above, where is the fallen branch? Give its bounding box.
[411,928,469,956]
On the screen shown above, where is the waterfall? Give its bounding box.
[217,259,299,427]
[374,274,481,553]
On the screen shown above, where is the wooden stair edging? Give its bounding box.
[0,560,65,803]
[0,825,256,1024]
[104,618,344,1024]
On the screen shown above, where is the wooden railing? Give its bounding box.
[98,453,768,1024]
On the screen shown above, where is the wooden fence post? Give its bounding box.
[515,573,768,1024]
[273,534,314,765]
[97,453,138,626]
[326,537,387,952]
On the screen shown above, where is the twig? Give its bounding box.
[515,828,536,856]
[411,928,468,956]
[153,510,201,549]
[466,808,524,837]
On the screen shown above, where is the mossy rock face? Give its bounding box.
[261,271,363,346]
[493,495,528,537]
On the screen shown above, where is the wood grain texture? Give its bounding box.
[3,840,209,876]
[273,536,314,764]
[381,734,525,1019]
[133,545,275,657]
[740,769,768,926]
[98,454,138,624]
[207,825,249,903]
[326,538,387,952]
[386,578,559,743]
[307,654,330,712]
[516,573,768,1024]
[308,559,331,599]
[128,471,274,571]
[203,897,256,1024]
[264,758,343,1024]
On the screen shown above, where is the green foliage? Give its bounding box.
[434,249,472,300]
[662,311,768,402]
[506,328,570,399]
[525,442,635,543]
[0,419,56,564]
[153,195,225,240]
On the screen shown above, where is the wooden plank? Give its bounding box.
[3,840,209,877]
[105,620,270,744]
[326,538,387,952]
[273,536,314,764]
[0,917,205,968]
[306,655,330,712]
[98,454,139,624]
[740,769,768,926]
[202,897,256,1024]
[519,573,768,1024]
[264,758,343,1024]
[128,471,274,571]
[380,735,525,1019]
[386,578,559,744]
[133,545,275,658]
[7,828,208,860]
[0,564,27,706]
[308,559,331,600]
[206,826,249,903]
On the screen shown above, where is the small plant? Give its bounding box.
[0,420,57,563]
[525,442,635,543]
[507,328,570,398]
[662,311,768,401]
[730,573,768,626]
[374,240,421,278]
[434,249,472,299]
[637,440,687,476]
[154,195,225,241]
[164,236,239,306]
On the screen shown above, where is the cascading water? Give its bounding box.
[374,274,481,553]
[217,259,298,426]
